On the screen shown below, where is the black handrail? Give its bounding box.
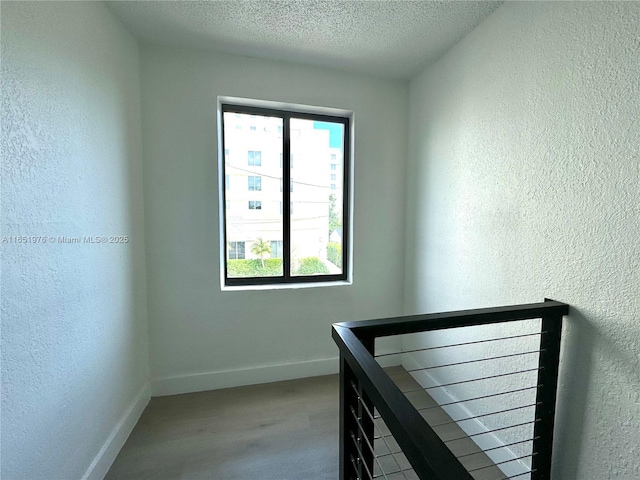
[333,324,473,479]
[332,299,569,480]
[335,300,568,337]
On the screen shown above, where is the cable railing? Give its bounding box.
[332,299,569,480]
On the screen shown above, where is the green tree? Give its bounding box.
[251,237,271,269]
[328,194,341,238]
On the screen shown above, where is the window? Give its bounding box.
[270,240,283,258]
[248,151,262,166]
[228,241,245,260]
[221,101,350,286]
[248,176,262,191]
[225,174,230,189]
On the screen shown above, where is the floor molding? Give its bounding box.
[151,357,341,397]
[402,354,530,478]
[82,382,151,480]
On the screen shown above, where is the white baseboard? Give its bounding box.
[81,354,398,478]
[151,357,340,397]
[402,354,530,479]
[151,349,401,397]
[82,381,151,480]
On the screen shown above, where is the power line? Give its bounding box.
[228,215,330,226]
[226,164,341,190]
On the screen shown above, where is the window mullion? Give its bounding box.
[282,115,291,279]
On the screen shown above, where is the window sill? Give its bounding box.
[221,279,352,292]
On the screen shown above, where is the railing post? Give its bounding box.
[340,354,358,480]
[532,313,563,480]
[359,337,376,480]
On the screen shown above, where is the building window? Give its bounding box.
[220,101,351,286]
[248,151,262,166]
[228,241,245,260]
[270,240,283,258]
[248,176,262,191]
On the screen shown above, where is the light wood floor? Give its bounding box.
[107,375,339,480]
[107,371,507,480]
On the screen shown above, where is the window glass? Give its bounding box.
[290,118,344,277]
[248,176,262,191]
[223,112,283,278]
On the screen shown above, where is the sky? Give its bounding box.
[313,121,344,149]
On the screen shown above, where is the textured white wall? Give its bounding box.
[1,3,149,479]
[140,46,407,394]
[405,2,639,479]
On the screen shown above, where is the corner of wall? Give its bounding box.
[82,383,151,480]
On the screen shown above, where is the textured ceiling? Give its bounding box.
[106,1,503,80]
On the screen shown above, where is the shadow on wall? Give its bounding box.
[552,308,640,479]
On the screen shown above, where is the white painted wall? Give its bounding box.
[1,3,149,479]
[140,46,407,395]
[405,2,639,479]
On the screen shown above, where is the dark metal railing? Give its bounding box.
[332,299,569,480]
